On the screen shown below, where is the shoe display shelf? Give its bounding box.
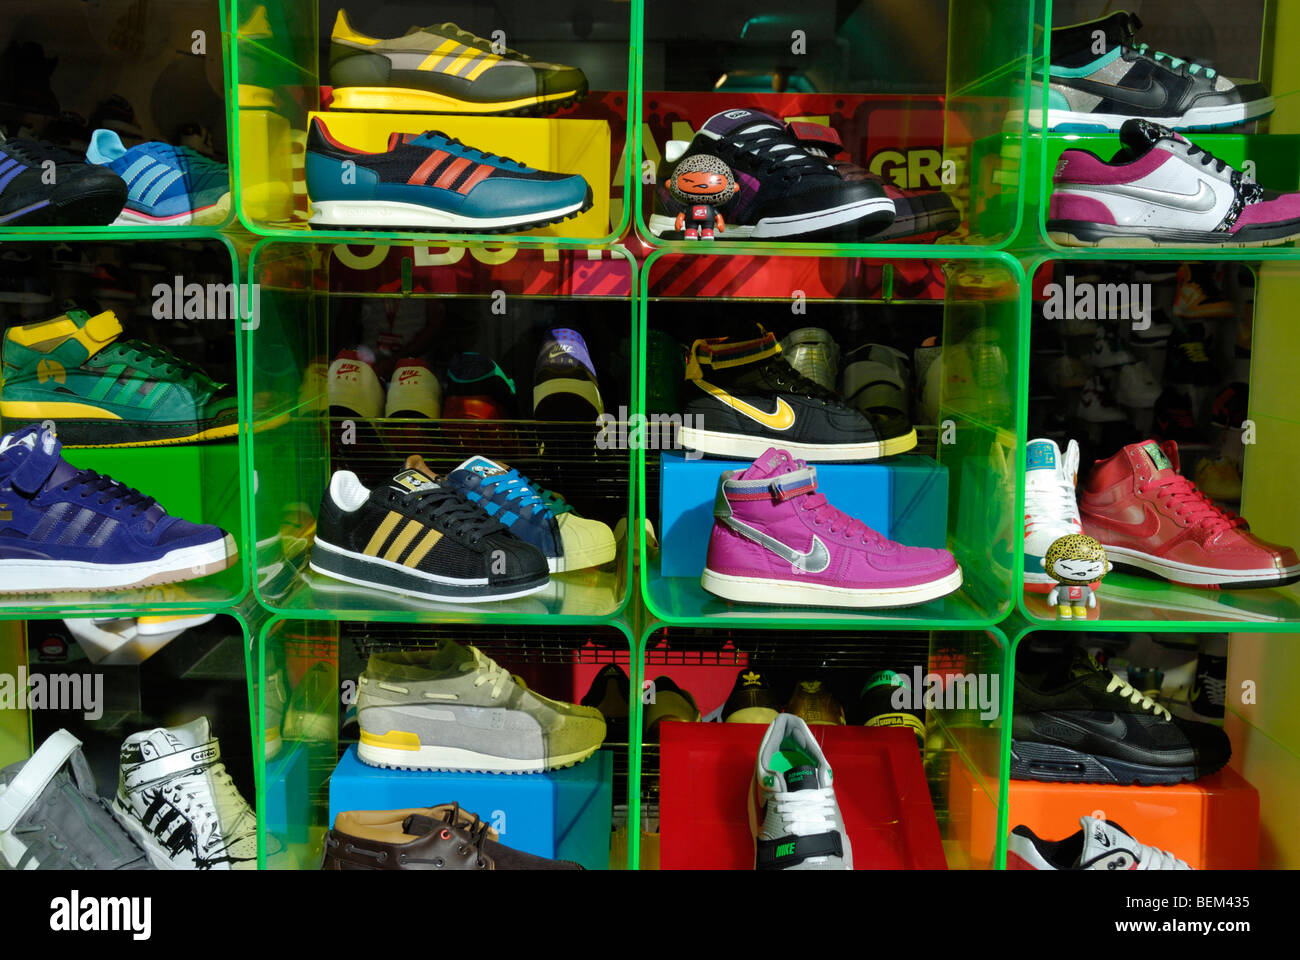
[1002,618,1295,870]
[637,247,1025,628]
[1019,254,1300,628]
[629,623,1008,869]
[225,0,637,245]
[0,611,261,869]
[254,616,636,870]
[0,0,233,235]
[637,0,1035,249]
[0,237,250,615]
[245,240,637,623]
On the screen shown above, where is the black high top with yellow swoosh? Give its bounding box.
[310,455,549,603]
[678,330,916,461]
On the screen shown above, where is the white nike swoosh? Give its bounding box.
[1097,179,1218,213]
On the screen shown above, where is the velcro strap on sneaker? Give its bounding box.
[755,831,844,869]
[83,310,124,348]
[786,120,844,156]
[0,729,82,832]
[121,740,221,792]
[10,431,63,495]
[770,466,817,501]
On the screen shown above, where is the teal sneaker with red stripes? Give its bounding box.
[0,308,238,447]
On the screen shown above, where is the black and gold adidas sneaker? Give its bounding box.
[678,328,917,462]
[310,455,549,602]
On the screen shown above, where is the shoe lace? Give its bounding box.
[763,356,840,403]
[1121,14,1215,78]
[61,471,156,516]
[460,645,514,699]
[0,135,81,165]
[106,339,206,381]
[722,125,835,182]
[1184,142,1236,177]
[167,762,256,854]
[1139,472,1241,535]
[1025,472,1080,534]
[430,22,527,60]
[774,786,838,836]
[800,489,884,546]
[1104,672,1172,720]
[440,802,491,856]
[400,486,504,544]
[478,468,550,517]
[1131,838,1189,870]
[420,134,523,169]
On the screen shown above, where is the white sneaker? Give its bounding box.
[327,349,384,418]
[112,717,259,870]
[385,358,442,418]
[1023,437,1084,592]
[749,714,851,870]
[1116,361,1162,408]
[1009,815,1191,870]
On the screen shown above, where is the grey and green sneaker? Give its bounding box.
[357,640,606,773]
[0,729,151,870]
[750,713,852,870]
[0,308,238,447]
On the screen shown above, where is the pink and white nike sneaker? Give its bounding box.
[701,448,962,609]
[1048,119,1300,247]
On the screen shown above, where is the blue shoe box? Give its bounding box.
[265,743,309,847]
[328,745,613,869]
[658,451,949,577]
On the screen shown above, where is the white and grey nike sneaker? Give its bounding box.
[1009,815,1191,870]
[112,717,259,870]
[749,713,852,870]
[356,640,606,773]
[1049,119,1300,247]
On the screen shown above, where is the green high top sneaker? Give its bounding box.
[0,309,238,447]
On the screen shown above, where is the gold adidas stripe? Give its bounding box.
[403,527,443,568]
[417,39,461,71]
[443,51,480,77]
[363,511,403,556]
[463,55,499,81]
[382,519,422,562]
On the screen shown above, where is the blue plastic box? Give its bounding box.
[264,742,310,848]
[658,451,949,577]
[327,745,613,869]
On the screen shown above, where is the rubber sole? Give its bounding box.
[678,424,917,462]
[1099,543,1300,589]
[0,534,237,593]
[649,196,896,240]
[1010,739,1219,786]
[328,85,588,117]
[310,536,548,603]
[0,410,240,448]
[308,187,593,233]
[113,194,231,227]
[1048,218,1300,248]
[1013,98,1275,133]
[700,565,963,610]
[357,737,599,774]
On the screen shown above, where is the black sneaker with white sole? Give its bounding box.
[1011,647,1230,786]
[651,109,894,241]
[310,455,549,602]
[679,329,916,461]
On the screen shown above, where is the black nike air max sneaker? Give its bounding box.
[651,109,894,241]
[678,328,917,461]
[1018,11,1273,132]
[1011,647,1231,785]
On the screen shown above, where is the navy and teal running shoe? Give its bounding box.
[447,456,615,572]
[0,134,127,226]
[85,129,230,226]
[0,425,237,593]
[305,117,592,231]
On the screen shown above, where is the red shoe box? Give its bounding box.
[659,722,946,869]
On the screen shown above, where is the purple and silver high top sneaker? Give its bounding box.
[701,448,962,609]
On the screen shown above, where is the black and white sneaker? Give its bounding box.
[1009,815,1191,870]
[1011,647,1231,785]
[1048,119,1300,247]
[650,109,894,240]
[310,455,549,602]
[679,328,917,461]
[1017,11,1273,132]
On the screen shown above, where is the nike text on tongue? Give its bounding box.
[784,765,821,790]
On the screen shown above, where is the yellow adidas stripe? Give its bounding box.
[382,519,422,562]
[363,512,403,556]
[417,39,461,71]
[403,527,443,568]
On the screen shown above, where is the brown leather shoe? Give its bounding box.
[321,803,584,870]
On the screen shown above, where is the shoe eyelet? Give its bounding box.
[476,859,487,869]
[378,851,388,863]
[398,854,408,865]
[440,829,452,840]
[434,857,445,868]
[457,844,469,856]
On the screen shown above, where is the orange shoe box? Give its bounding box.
[950,760,1259,869]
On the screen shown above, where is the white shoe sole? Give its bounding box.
[701,566,963,609]
[357,739,600,774]
[650,196,895,239]
[678,424,916,462]
[1102,545,1300,588]
[1011,97,1274,132]
[309,198,586,231]
[0,535,237,593]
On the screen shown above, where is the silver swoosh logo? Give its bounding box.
[1098,179,1217,212]
[724,517,831,574]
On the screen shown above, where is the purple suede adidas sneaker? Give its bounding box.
[701,448,962,609]
[650,109,894,241]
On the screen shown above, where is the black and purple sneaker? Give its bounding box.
[650,109,894,241]
[0,134,127,227]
